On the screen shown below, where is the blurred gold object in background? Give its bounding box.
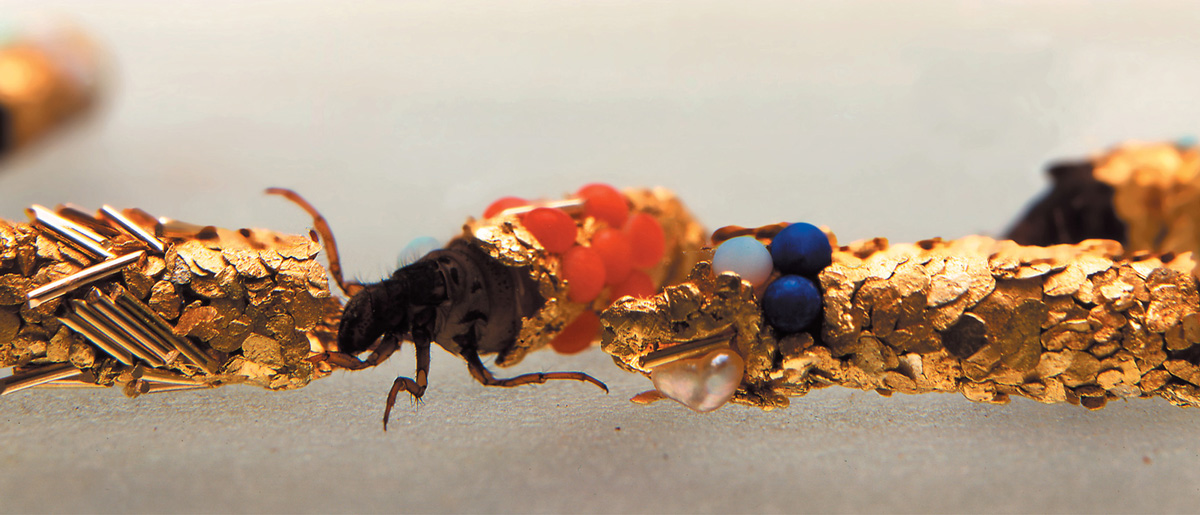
[0,21,103,155]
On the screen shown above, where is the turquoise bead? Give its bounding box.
[712,236,773,287]
[398,236,440,266]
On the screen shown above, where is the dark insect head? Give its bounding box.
[337,285,400,355]
[336,258,448,355]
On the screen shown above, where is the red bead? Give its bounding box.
[483,196,527,218]
[549,311,600,354]
[523,207,577,253]
[577,183,630,228]
[590,228,633,285]
[610,270,655,302]
[625,212,665,269]
[562,245,606,303]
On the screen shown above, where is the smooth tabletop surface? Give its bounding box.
[3,2,1200,513]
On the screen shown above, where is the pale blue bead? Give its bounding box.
[712,236,774,287]
[398,236,441,266]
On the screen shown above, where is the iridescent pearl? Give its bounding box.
[650,348,745,413]
[398,236,440,266]
[712,236,773,287]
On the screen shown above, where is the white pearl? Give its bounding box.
[712,236,773,287]
[650,348,744,413]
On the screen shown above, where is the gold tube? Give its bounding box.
[26,250,143,308]
[58,311,134,366]
[100,205,165,254]
[0,363,81,395]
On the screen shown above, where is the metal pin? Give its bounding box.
[100,205,166,254]
[27,204,114,259]
[114,292,217,375]
[144,383,211,394]
[499,198,586,217]
[139,369,205,386]
[57,204,122,239]
[70,299,164,367]
[0,364,82,396]
[88,288,174,359]
[32,205,109,244]
[33,379,108,389]
[58,312,134,366]
[640,331,738,370]
[26,250,144,308]
[84,290,171,366]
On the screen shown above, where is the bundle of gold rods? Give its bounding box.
[1,201,341,396]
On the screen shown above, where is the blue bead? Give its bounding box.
[762,275,821,333]
[398,236,441,266]
[770,222,831,276]
[712,236,774,287]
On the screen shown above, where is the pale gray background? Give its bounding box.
[2,1,1200,513]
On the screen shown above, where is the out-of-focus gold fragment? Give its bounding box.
[1090,143,1200,279]
[0,25,102,151]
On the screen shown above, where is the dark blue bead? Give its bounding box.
[770,222,832,276]
[762,275,821,333]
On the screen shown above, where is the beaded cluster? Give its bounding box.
[712,222,833,333]
[469,184,705,362]
[600,222,835,412]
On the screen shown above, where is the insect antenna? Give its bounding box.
[266,187,363,297]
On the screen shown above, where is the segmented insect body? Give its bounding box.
[285,186,706,428]
[340,240,537,359]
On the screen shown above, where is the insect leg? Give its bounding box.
[308,336,399,370]
[459,347,608,393]
[382,339,430,431]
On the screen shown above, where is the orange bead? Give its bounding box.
[590,228,633,285]
[577,183,630,228]
[625,212,665,269]
[562,245,606,303]
[523,207,577,253]
[549,311,600,354]
[483,196,527,218]
[610,269,655,302]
